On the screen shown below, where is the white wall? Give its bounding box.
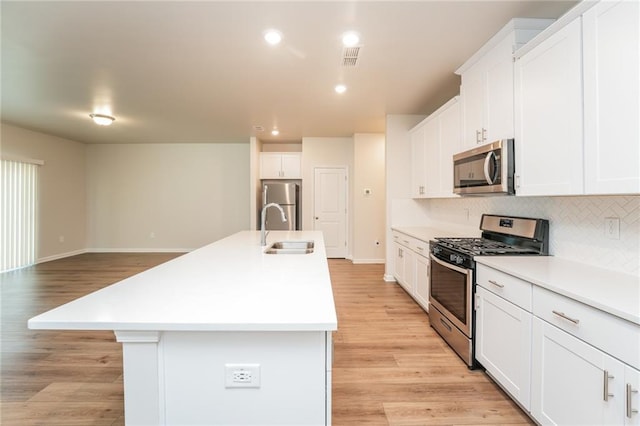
[353,133,386,263]
[1,123,87,262]
[301,137,354,256]
[86,143,249,251]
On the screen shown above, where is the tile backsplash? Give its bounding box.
[423,195,639,276]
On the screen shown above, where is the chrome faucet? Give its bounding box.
[261,203,287,246]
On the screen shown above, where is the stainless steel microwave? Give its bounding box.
[453,139,514,195]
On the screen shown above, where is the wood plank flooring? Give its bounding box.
[1,254,533,425]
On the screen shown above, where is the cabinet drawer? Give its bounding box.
[412,239,429,256]
[392,232,413,249]
[476,264,532,311]
[533,286,640,370]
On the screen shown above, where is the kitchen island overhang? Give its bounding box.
[28,230,337,426]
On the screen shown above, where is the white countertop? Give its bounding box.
[475,256,640,326]
[28,231,337,332]
[391,225,477,242]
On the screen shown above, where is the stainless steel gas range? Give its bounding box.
[429,214,549,368]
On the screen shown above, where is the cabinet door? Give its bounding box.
[410,125,427,198]
[438,99,461,197]
[402,248,415,294]
[625,365,640,425]
[583,0,640,194]
[260,153,283,179]
[281,153,301,178]
[460,64,485,149]
[475,286,531,410]
[414,253,429,311]
[531,317,620,425]
[423,119,440,197]
[514,17,584,196]
[484,36,516,143]
[393,243,405,284]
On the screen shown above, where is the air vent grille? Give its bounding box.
[341,46,361,67]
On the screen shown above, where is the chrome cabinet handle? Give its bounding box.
[403,240,410,245]
[481,128,487,142]
[603,370,614,401]
[552,310,580,325]
[416,246,424,251]
[488,279,504,288]
[628,383,639,418]
[398,248,403,258]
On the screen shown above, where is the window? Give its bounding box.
[1,158,40,272]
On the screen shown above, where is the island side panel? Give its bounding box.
[161,330,329,425]
[114,331,163,425]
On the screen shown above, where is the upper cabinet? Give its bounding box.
[582,0,640,194]
[456,19,554,150]
[260,152,302,179]
[409,97,461,199]
[514,0,640,196]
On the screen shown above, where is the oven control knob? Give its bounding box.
[450,254,464,264]
[433,246,441,255]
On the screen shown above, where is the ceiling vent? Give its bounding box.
[341,46,362,67]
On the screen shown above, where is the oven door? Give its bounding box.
[429,254,473,338]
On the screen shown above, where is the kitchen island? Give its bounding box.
[28,230,337,426]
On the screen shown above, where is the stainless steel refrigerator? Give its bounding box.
[261,182,299,230]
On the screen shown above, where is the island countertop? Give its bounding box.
[28,231,337,332]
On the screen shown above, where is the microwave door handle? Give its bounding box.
[483,151,497,184]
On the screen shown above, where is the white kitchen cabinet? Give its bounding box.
[531,282,640,425]
[392,231,429,313]
[409,97,460,199]
[625,366,640,425]
[514,17,584,196]
[457,19,554,150]
[514,0,639,196]
[414,252,430,312]
[531,317,630,425]
[583,0,640,194]
[260,152,301,179]
[475,266,532,410]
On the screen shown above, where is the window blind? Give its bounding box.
[1,159,39,272]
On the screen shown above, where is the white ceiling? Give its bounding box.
[1,1,577,145]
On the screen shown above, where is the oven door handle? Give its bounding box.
[430,253,470,275]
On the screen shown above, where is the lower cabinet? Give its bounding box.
[414,253,430,311]
[392,232,430,312]
[477,263,640,425]
[475,286,532,410]
[531,317,640,425]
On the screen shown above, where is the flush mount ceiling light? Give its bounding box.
[271,129,280,136]
[89,113,115,126]
[264,29,283,46]
[341,31,360,47]
[334,84,347,94]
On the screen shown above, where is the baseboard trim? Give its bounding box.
[86,248,192,253]
[383,273,397,282]
[37,249,87,264]
[351,259,385,264]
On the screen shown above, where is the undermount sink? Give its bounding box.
[264,241,314,255]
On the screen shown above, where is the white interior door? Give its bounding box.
[314,167,347,258]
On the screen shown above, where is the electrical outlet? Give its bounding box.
[225,364,260,388]
[604,217,620,240]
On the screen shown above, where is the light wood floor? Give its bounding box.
[1,254,533,425]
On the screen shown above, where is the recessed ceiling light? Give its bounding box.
[334,84,347,94]
[342,31,360,47]
[89,113,115,126]
[264,29,282,45]
[271,129,280,136]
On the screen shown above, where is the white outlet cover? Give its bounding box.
[224,363,260,388]
[604,217,620,240]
